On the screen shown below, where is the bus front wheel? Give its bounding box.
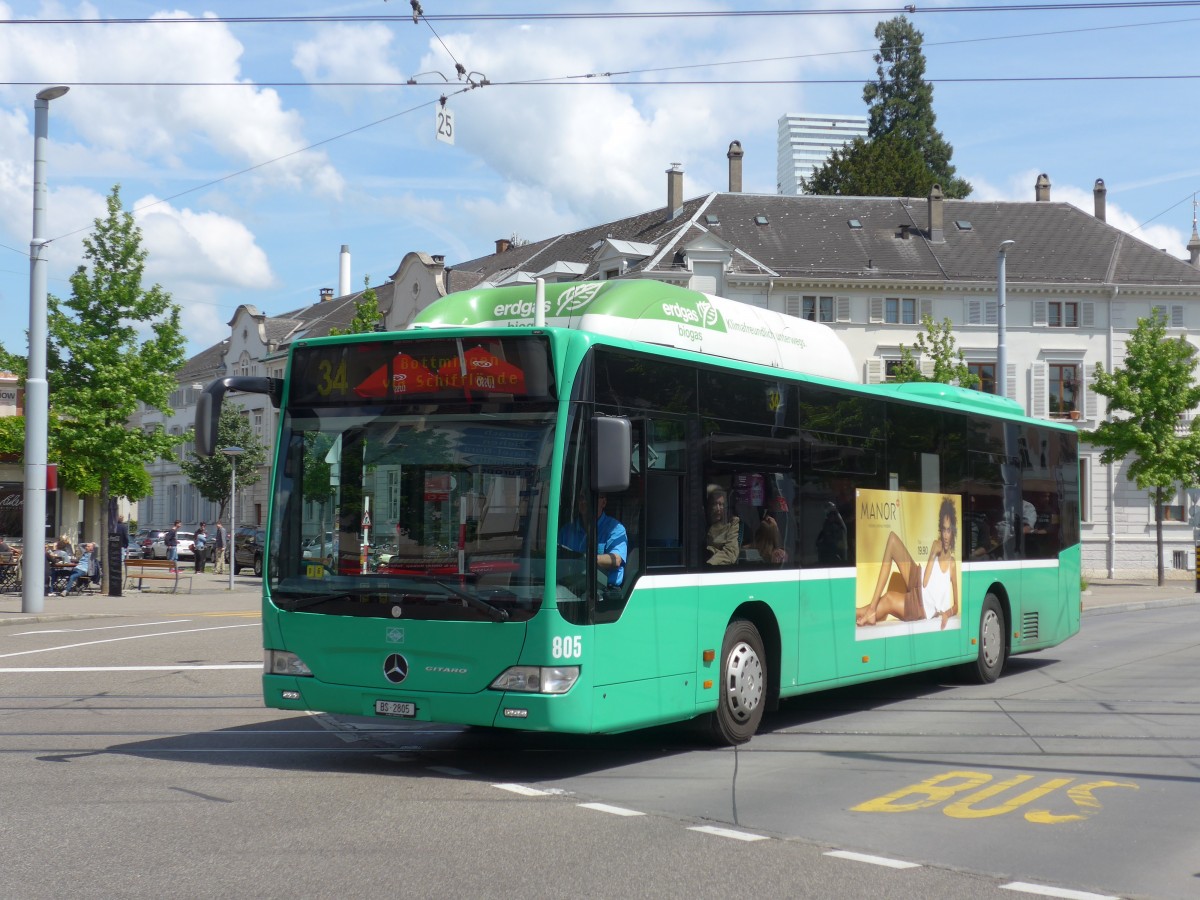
[964,593,1006,684]
[708,619,766,745]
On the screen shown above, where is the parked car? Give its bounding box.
[151,530,195,561]
[302,532,335,560]
[233,525,265,576]
[131,528,166,561]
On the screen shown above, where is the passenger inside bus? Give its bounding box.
[705,484,741,565]
[754,514,788,565]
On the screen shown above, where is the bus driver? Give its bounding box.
[559,492,627,588]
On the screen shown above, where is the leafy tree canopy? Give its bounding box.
[891,315,980,389]
[0,343,25,380]
[1087,311,1200,583]
[47,185,187,500]
[179,403,266,522]
[806,15,970,198]
[328,276,382,336]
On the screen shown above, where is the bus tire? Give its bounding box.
[964,593,1006,684]
[708,619,767,745]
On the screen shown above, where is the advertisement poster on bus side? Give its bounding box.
[854,488,962,638]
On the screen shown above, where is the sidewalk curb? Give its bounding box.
[1082,595,1199,617]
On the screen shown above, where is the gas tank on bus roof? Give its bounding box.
[409,279,858,384]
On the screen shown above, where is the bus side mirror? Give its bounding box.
[592,416,631,494]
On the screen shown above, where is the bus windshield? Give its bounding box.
[269,336,557,622]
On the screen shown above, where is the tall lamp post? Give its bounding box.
[222,446,245,592]
[22,85,69,615]
[996,240,1016,398]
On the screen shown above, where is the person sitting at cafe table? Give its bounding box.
[62,543,98,596]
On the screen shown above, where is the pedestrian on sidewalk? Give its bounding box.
[194,523,209,574]
[165,522,180,562]
[213,521,226,575]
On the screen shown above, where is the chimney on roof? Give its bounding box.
[666,163,684,220]
[431,254,445,267]
[927,183,944,243]
[727,141,743,193]
[495,238,511,255]
[338,245,351,296]
[319,287,333,302]
[1093,179,1107,222]
[1188,206,1200,267]
[1035,173,1051,202]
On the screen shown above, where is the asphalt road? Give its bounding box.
[1,588,1196,899]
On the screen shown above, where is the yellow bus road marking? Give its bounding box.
[823,850,920,869]
[853,770,1138,823]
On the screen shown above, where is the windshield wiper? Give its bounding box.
[410,574,510,622]
[275,578,509,622]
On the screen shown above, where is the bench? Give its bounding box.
[125,558,192,593]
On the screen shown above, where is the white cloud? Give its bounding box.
[0,2,344,197]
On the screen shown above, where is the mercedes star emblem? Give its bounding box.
[383,653,409,684]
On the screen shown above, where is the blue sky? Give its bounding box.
[1,1,1198,360]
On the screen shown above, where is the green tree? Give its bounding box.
[0,342,25,379]
[1088,311,1200,585]
[179,403,265,521]
[47,185,187,590]
[806,15,970,198]
[890,315,981,388]
[803,132,932,198]
[328,276,382,336]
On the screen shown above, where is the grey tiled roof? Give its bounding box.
[449,192,1200,289]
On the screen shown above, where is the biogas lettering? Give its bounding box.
[493,299,546,318]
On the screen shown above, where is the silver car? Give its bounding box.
[151,531,195,560]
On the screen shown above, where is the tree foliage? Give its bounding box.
[179,403,266,522]
[0,342,25,379]
[47,185,187,502]
[328,276,382,336]
[1087,311,1200,584]
[803,133,932,198]
[805,15,970,198]
[890,315,980,388]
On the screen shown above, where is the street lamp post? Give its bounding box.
[996,240,1016,398]
[22,85,69,615]
[222,447,245,592]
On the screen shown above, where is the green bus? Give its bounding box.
[196,279,1080,745]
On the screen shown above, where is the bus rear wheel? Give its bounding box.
[963,593,1006,684]
[708,619,766,745]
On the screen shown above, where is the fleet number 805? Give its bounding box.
[552,635,582,659]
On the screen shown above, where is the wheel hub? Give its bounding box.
[725,641,764,723]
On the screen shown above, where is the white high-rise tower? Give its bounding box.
[777,113,869,194]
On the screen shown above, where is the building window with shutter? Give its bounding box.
[1049,363,1079,418]
[968,362,996,394]
[884,359,903,382]
[1048,301,1078,328]
[801,295,835,322]
[885,297,917,324]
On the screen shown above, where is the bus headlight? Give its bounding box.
[265,649,313,677]
[490,666,579,694]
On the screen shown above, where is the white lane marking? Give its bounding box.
[0,665,259,673]
[0,623,257,660]
[14,620,188,635]
[578,802,644,817]
[0,667,259,672]
[824,850,921,869]
[687,825,769,842]
[1001,882,1120,900]
[493,783,551,797]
